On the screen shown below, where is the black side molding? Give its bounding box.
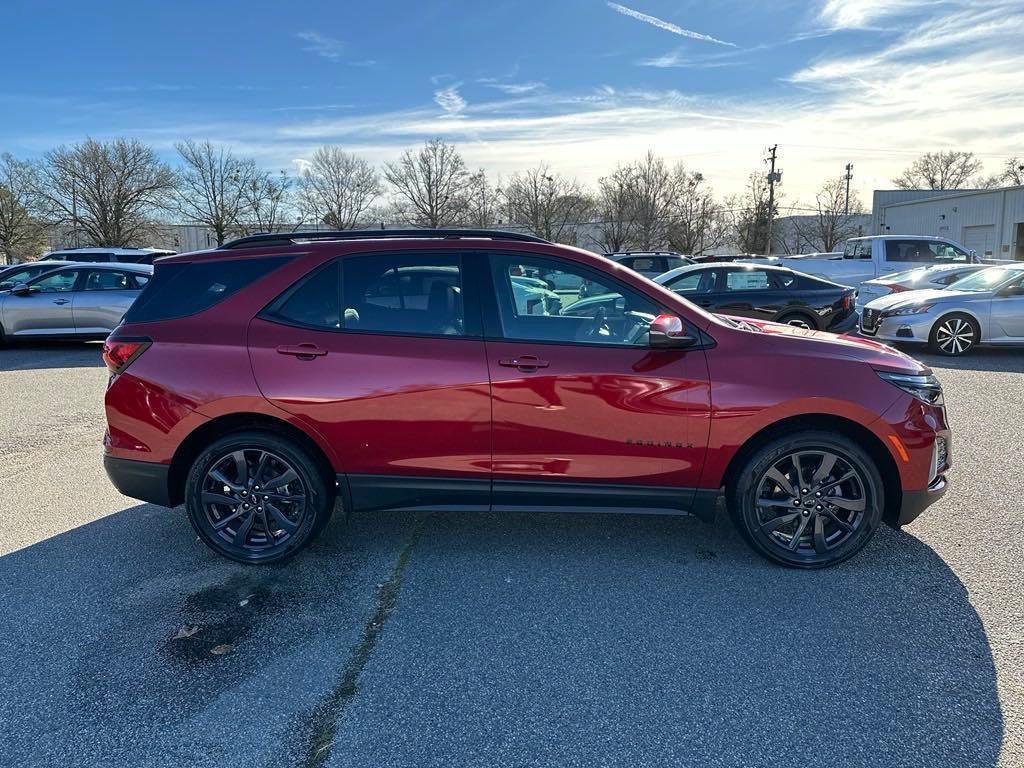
[104,455,173,507]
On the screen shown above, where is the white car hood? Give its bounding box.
[864,288,976,311]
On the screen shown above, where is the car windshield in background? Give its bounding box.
[947,267,1024,292]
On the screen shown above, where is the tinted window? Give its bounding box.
[928,242,969,263]
[83,270,132,290]
[666,270,713,294]
[796,274,830,290]
[725,270,771,290]
[885,240,935,263]
[341,255,467,337]
[131,274,150,288]
[266,261,342,330]
[30,269,80,293]
[0,266,47,287]
[491,255,661,346]
[844,241,872,259]
[124,257,289,323]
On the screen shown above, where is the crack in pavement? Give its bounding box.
[295,515,426,768]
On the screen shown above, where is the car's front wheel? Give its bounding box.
[185,431,332,564]
[728,431,884,568]
[929,313,978,356]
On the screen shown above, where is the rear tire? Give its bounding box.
[727,431,884,568]
[185,431,332,564]
[776,311,818,331]
[929,312,978,356]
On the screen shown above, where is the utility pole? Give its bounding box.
[765,145,780,256]
[844,163,854,215]
[71,178,81,248]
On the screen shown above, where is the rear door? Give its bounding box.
[483,251,711,511]
[712,268,784,321]
[72,268,142,333]
[1,268,81,336]
[248,251,492,512]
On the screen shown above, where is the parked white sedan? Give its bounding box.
[859,265,1024,355]
[856,264,989,310]
[0,263,152,343]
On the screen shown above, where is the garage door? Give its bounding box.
[962,225,997,258]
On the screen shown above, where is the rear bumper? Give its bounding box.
[103,455,173,507]
[894,474,948,527]
[829,311,859,334]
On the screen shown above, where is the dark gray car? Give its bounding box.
[0,263,153,342]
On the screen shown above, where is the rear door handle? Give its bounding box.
[499,355,549,371]
[277,343,328,360]
[53,298,71,305]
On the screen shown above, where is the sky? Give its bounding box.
[2,0,1023,206]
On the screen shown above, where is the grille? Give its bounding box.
[862,308,880,330]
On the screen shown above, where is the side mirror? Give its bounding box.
[11,282,32,296]
[999,285,1024,297]
[649,314,697,349]
[968,249,978,263]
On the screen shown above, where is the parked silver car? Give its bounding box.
[859,265,1024,355]
[0,260,80,291]
[856,263,989,310]
[0,263,152,342]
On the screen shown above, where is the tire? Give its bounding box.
[727,430,884,568]
[185,430,332,564]
[929,312,979,356]
[776,311,818,331]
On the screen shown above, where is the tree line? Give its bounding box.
[1,138,1021,263]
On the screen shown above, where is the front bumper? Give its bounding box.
[104,455,173,507]
[859,311,935,343]
[895,474,948,526]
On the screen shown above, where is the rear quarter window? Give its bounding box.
[123,257,290,323]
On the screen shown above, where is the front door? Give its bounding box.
[482,252,711,513]
[248,252,492,512]
[991,274,1024,338]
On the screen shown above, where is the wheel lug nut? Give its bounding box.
[816,505,822,511]
[815,491,822,497]
[243,503,250,509]
[801,489,809,494]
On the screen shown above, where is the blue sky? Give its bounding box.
[3,0,1023,202]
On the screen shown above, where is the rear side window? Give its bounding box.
[124,257,289,323]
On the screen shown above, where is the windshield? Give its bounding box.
[947,267,1024,292]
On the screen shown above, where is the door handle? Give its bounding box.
[276,343,328,360]
[697,300,713,307]
[53,298,71,305]
[499,355,549,371]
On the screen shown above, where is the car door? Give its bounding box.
[72,268,142,333]
[483,252,711,512]
[713,268,782,321]
[1,267,82,336]
[990,274,1024,339]
[248,251,492,512]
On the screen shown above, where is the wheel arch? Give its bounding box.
[720,413,904,527]
[930,308,984,343]
[167,412,338,507]
[775,308,820,330]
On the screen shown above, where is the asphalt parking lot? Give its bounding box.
[0,342,1021,768]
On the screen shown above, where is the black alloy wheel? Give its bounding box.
[185,431,331,563]
[729,431,883,568]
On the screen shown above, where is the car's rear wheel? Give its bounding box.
[728,431,884,568]
[185,431,332,564]
[777,311,818,330]
[929,313,978,356]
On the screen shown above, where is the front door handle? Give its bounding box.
[277,343,328,360]
[53,298,71,305]
[499,355,549,371]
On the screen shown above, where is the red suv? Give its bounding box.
[102,229,950,568]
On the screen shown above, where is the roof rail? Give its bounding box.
[221,228,550,250]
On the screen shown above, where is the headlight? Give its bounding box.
[876,371,944,406]
[882,304,934,317]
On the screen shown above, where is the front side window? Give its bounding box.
[83,270,132,290]
[342,254,467,337]
[30,269,80,293]
[491,255,661,346]
[929,242,969,263]
[665,270,713,294]
[885,240,935,263]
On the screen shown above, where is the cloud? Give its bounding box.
[606,2,737,47]
[433,84,466,116]
[817,0,933,29]
[483,81,546,95]
[638,49,740,68]
[296,31,345,61]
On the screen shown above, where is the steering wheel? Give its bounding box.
[579,306,612,341]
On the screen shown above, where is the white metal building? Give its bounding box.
[873,186,1024,260]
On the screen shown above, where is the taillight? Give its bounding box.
[841,292,853,310]
[103,337,151,375]
[883,283,909,293]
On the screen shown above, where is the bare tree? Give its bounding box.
[892,151,988,190]
[175,140,256,246]
[241,169,295,234]
[0,153,46,263]
[384,139,468,227]
[35,137,174,246]
[595,165,638,252]
[630,152,681,249]
[793,178,866,253]
[665,171,725,256]
[1003,157,1024,186]
[725,172,778,254]
[502,165,593,244]
[299,147,381,230]
[460,169,499,228]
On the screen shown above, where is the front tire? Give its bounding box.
[727,431,884,568]
[185,431,332,564]
[929,313,978,356]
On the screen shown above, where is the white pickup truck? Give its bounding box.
[750,235,977,291]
